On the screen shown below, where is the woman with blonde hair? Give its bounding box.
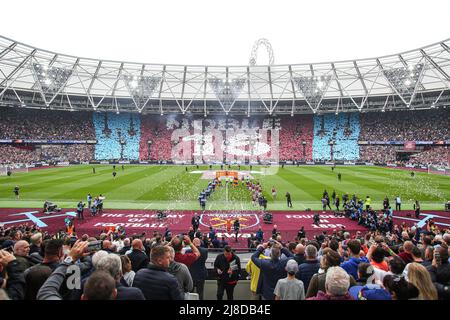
[406,262,438,300]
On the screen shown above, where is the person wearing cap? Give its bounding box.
[274,259,305,300]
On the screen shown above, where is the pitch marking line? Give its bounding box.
[144,203,152,210]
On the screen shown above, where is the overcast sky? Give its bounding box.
[1,0,449,65]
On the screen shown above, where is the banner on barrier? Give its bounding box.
[404,141,416,150]
[387,163,397,167]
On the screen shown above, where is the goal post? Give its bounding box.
[0,164,29,176]
[0,165,7,176]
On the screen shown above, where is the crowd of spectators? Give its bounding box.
[1,107,448,165]
[93,113,141,160]
[359,109,448,142]
[312,113,360,161]
[247,221,449,300]
[279,116,313,161]
[0,145,41,165]
[0,107,95,140]
[407,146,450,166]
[40,145,95,163]
[0,145,95,165]
[1,206,448,301]
[139,116,174,161]
[359,145,398,163]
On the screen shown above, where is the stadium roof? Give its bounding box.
[1,35,450,115]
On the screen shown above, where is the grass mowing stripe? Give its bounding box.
[0,199,446,211]
[52,166,159,200]
[313,166,390,193]
[21,166,139,199]
[275,169,324,200]
[298,166,388,198]
[281,166,354,200]
[257,173,314,203]
[0,165,116,198]
[106,166,171,200]
[0,165,448,210]
[135,167,201,201]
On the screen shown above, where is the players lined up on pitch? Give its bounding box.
[197,178,219,211]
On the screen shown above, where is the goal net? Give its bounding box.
[0,165,29,176]
[428,165,450,175]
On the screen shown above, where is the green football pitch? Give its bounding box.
[0,165,448,211]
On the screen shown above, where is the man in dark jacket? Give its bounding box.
[293,244,306,265]
[427,244,450,299]
[133,245,183,300]
[24,239,64,279]
[189,238,208,300]
[233,219,240,243]
[296,244,320,292]
[0,249,26,300]
[286,192,292,208]
[251,241,294,300]
[213,245,241,300]
[13,240,32,272]
[191,213,200,232]
[127,239,149,272]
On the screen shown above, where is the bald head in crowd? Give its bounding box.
[14,240,30,257]
[295,244,305,255]
[403,241,414,253]
[102,240,113,251]
[132,239,144,251]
